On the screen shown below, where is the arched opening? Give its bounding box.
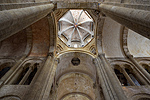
[138,98,150,100]
[142,64,150,74]
[24,65,38,85]
[114,68,129,86]
[123,63,141,86]
[12,63,39,85]
[0,67,11,79]
[0,62,14,79]
[0,95,20,100]
[13,67,29,85]
[54,52,97,100]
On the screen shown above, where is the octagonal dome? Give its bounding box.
[58,10,95,48]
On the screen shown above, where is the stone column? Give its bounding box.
[19,67,32,85]
[7,65,25,85]
[38,58,58,100]
[121,67,136,86]
[0,3,54,41]
[132,69,149,85]
[99,4,150,39]
[22,52,57,100]
[0,56,26,87]
[94,54,127,100]
[6,61,33,85]
[127,55,150,84]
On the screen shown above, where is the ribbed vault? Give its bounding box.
[58,10,94,48]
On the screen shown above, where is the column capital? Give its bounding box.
[127,54,133,58]
[48,52,54,57]
[98,53,105,57]
[55,58,60,64]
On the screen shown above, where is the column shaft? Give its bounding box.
[132,69,149,85]
[19,67,32,85]
[95,57,116,100]
[121,68,136,86]
[97,54,127,100]
[7,65,24,85]
[0,3,54,41]
[99,4,150,39]
[23,53,56,100]
[39,60,57,100]
[128,55,150,84]
[0,56,26,87]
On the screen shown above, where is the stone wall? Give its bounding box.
[0,0,35,3]
[104,0,150,4]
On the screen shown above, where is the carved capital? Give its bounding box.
[48,52,54,57]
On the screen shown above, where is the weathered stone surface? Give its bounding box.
[0,85,29,100]
[57,2,99,10]
[29,17,50,57]
[102,17,124,57]
[0,3,54,42]
[102,2,150,11]
[0,0,34,3]
[0,2,50,11]
[99,4,150,39]
[0,1,150,100]
[123,85,150,100]
[128,29,150,57]
[0,29,27,59]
